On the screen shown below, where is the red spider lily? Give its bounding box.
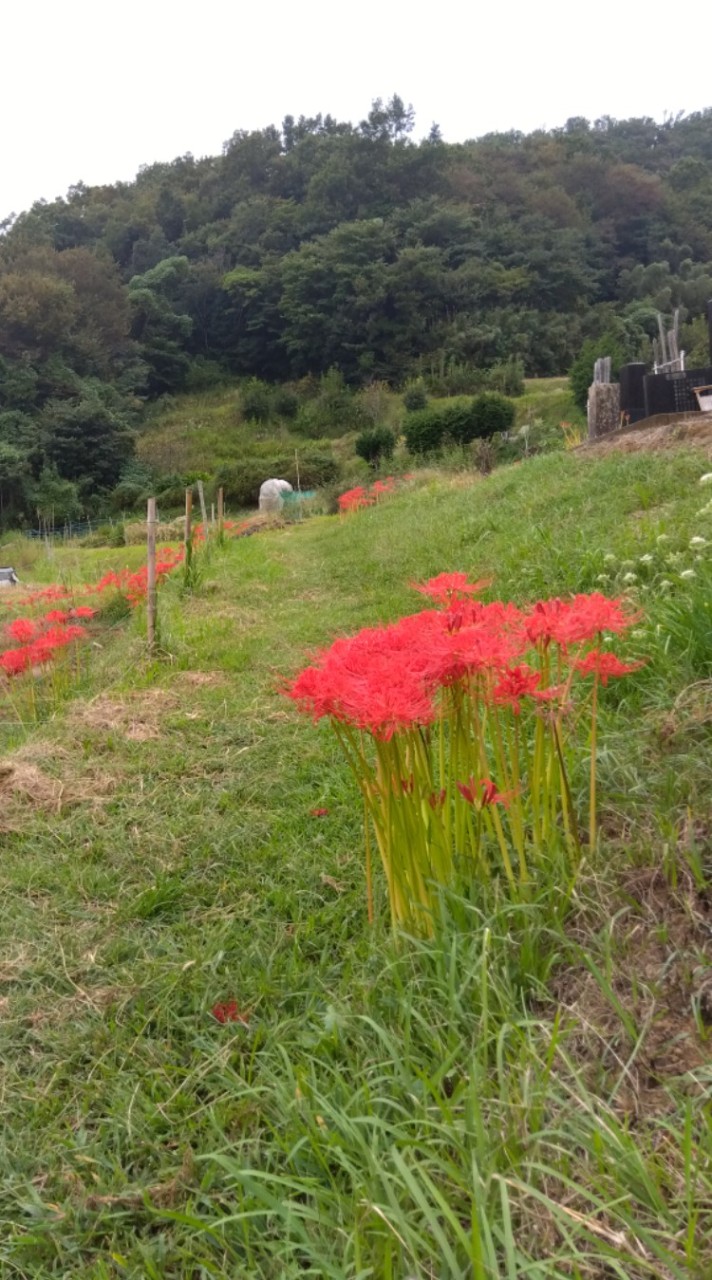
[456,777,510,807]
[0,646,34,675]
[412,572,491,605]
[5,618,37,643]
[492,664,542,712]
[42,624,86,648]
[428,789,447,810]
[310,807,330,817]
[574,650,645,685]
[525,593,640,648]
[43,609,69,624]
[211,999,249,1025]
[338,486,374,513]
[69,606,97,619]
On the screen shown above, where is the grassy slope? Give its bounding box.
[136,378,585,478]
[0,449,710,1278]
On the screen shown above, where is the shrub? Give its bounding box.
[293,369,366,438]
[272,388,299,421]
[471,391,516,437]
[402,381,428,412]
[403,408,446,455]
[355,426,396,468]
[487,358,525,397]
[241,378,272,423]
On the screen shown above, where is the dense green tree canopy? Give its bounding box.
[1,97,712,524]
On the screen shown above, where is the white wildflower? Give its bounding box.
[659,580,672,590]
[656,534,669,544]
[680,569,696,580]
[603,553,617,564]
[697,502,712,517]
[689,536,707,548]
[596,574,610,583]
[639,554,654,564]
[621,559,635,569]
[622,572,637,584]
[631,629,646,639]
[699,473,712,485]
[666,552,683,565]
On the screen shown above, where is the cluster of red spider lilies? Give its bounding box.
[286,572,643,934]
[337,475,414,514]
[0,546,185,684]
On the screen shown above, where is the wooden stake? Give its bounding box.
[197,479,208,527]
[146,497,158,655]
[217,486,224,538]
[184,487,193,547]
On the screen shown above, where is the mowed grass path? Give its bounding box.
[1,449,710,1278]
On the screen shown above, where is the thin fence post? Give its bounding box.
[217,486,224,542]
[184,487,193,547]
[147,497,158,655]
[197,479,208,528]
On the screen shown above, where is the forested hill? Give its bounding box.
[1,96,712,524]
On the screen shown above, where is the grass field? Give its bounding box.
[135,378,585,480]
[0,447,710,1278]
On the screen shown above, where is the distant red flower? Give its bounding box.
[338,486,374,513]
[5,618,36,643]
[70,606,97,619]
[44,609,69,624]
[412,572,491,605]
[428,788,447,810]
[0,646,34,676]
[574,650,645,685]
[310,807,330,817]
[212,999,248,1025]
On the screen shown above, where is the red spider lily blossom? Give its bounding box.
[428,788,447,810]
[492,664,542,712]
[574,650,645,685]
[211,999,249,1025]
[525,593,640,648]
[412,572,491,605]
[0,646,34,675]
[338,486,374,513]
[44,609,69,624]
[69,606,97,619]
[5,618,37,643]
[310,807,330,817]
[456,777,510,807]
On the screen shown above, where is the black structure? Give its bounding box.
[619,363,647,423]
[641,366,712,419]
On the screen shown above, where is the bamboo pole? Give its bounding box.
[146,497,157,655]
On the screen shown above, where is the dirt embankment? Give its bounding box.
[585,414,712,457]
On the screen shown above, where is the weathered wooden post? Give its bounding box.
[217,486,224,543]
[196,479,208,528]
[184,487,193,547]
[146,497,158,654]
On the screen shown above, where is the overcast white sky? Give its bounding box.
[3,0,710,221]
